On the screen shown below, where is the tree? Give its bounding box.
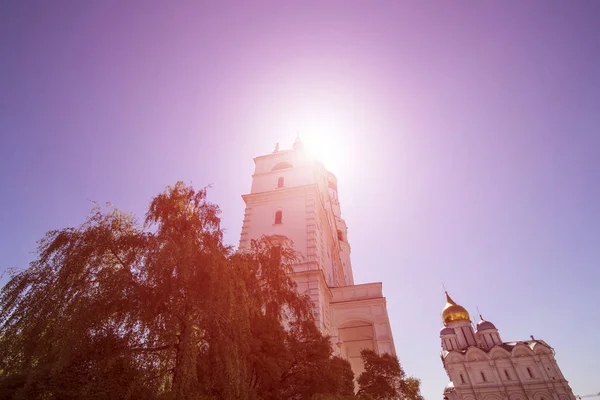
[400,377,425,400]
[357,349,423,400]
[0,204,157,400]
[275,322,355,399]
[0,182,356,400]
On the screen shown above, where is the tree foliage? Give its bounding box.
[357,349,424,400]
[0,182,355,400]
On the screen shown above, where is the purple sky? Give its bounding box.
[2,1,599,398]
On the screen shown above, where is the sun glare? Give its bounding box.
[261,81,367,178]
[290,110,353,175]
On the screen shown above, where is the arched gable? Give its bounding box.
[465,346,488,362]
[489,346,511,360]
[512,343,535,357]
[338,318,374,330]
[444,351,465,364]
[484,395,502,400]
[531,342,552,355]
[336,319,376,366]
[335,313,377,327]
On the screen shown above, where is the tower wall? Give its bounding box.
[239,141,397,382]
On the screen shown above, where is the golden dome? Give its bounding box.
[442,292,471,325]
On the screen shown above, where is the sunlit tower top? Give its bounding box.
[239,138,353,286]
[238,140,396,380]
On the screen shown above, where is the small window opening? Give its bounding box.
[460,374,465,384]
[504,370,510,380]
[527,367,534,378]
[274,210,282,224]
[337,229,343,241]
[277,177,284,188]
[481,372,487,382]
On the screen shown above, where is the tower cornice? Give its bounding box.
[242,184,319,203]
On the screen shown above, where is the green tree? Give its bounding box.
[357,349,423,400]
[400,377,425,400]
[0,182,356,400]
[275,322,355,399]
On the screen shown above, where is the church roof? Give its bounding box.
[476,320,497,331]
[440,327,455,335]
[441,339,553,356]
[499,339,553,353]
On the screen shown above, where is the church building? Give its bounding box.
[238,138,396,376]
[440,292,576,400]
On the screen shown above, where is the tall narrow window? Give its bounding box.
[527,367,534,378]
[274,210,282,224]
[277,177,284,188]
[504,370,510,380]
[460,374,465,384]
[337,229,343,241]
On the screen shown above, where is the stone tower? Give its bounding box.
[239,139,395,376]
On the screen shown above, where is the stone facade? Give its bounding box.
[239,139,396,377]
[440,293,576,400]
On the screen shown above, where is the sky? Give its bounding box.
[1,1,600,398]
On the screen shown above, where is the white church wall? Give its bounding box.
[441,299,576,400]
[443,344,576,400]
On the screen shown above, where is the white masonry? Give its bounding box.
[239,138,396,377]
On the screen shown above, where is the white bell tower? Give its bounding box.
[239,138,350,327]
[239,140,397,379]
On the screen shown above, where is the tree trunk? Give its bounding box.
[172,321,197,400]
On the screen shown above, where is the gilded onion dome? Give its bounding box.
[442,292,471,325]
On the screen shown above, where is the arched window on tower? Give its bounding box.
[274,210,282,225]
[337,229,344,242]
[277,177,284,188]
